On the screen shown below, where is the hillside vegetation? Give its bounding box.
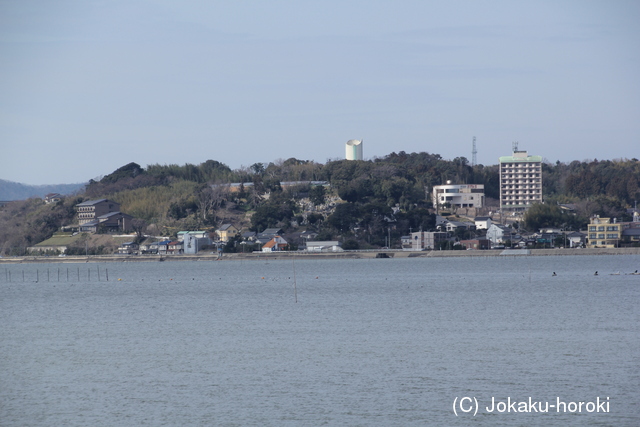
[1,154,639,255]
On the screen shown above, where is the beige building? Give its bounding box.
[432,181,484,213]
[216,224,239,242]
[499,149,542,212]
[587,216,622,248]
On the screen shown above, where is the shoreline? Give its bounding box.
[1,247,639,264]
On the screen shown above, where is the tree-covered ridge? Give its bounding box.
[1,154,638,255]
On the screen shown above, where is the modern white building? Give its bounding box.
[345,139,363,160]
[305,241,343,252]
[499,148,543,212]
[432,181,484,213]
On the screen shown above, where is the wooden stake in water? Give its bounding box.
[105,268,109,282]
[292,255,298,303]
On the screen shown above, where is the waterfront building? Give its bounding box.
[586,216,623,248]
[499,149,542,212]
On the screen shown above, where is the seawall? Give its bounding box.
[1,247,639,264]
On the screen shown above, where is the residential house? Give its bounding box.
[256,228,283,245]
[241,231,257,242]
[157,240,172,255]
[118,242,138,255]
[566,231,587,248]
[167,241,183,255]
[486,223,511,245]
[139,241,159,254]
[474,216,492,230]
[216,224,239,242]
[622,228,640,245]
[44,193,63,204]
[299,230,319,241]
[76,199,121,225]
[262,236,288,252]
[444,220,475,233]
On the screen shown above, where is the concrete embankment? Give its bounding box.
[1,247,639,264]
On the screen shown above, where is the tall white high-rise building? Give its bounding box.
[345,139,363,160]
[499,148,543,212]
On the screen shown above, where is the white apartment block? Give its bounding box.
[499,150,543,212]
[432,181,484,213]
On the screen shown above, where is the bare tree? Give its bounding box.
[198,185,229,222]
[131,218,148,243]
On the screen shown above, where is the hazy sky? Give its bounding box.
[1,0,639,185]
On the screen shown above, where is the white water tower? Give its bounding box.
[345,139,363,160]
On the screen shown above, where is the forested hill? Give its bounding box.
[0,179,86,201]
[1,154,639,255]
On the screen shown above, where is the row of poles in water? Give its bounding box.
[3,266,109,282]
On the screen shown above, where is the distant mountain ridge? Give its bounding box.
[0,179,86,201]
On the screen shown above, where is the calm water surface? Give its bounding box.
[1,255,639,426]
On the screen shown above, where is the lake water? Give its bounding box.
[1,255,639,426]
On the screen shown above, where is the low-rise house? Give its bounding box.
[401,235,413,250]
[486,223,511,244]
[262,236,288,252]
[445,220,475,232]
[474,216,492,230]
[299,230,319,241]
[167,241,183,255]
[622,228,640,245]
[216,224,239,242]
[118,242,138,255]
[157,240,171,255]
[44,193,63,204]
[306,241,343,252]
[459,239,490,250]
[566,231,587,248]
[258,228,283,238]
[241,231,257,242]
[140,241,159,254]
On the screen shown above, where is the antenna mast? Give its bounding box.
[512,141,519,152]
[471,136,477,166]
